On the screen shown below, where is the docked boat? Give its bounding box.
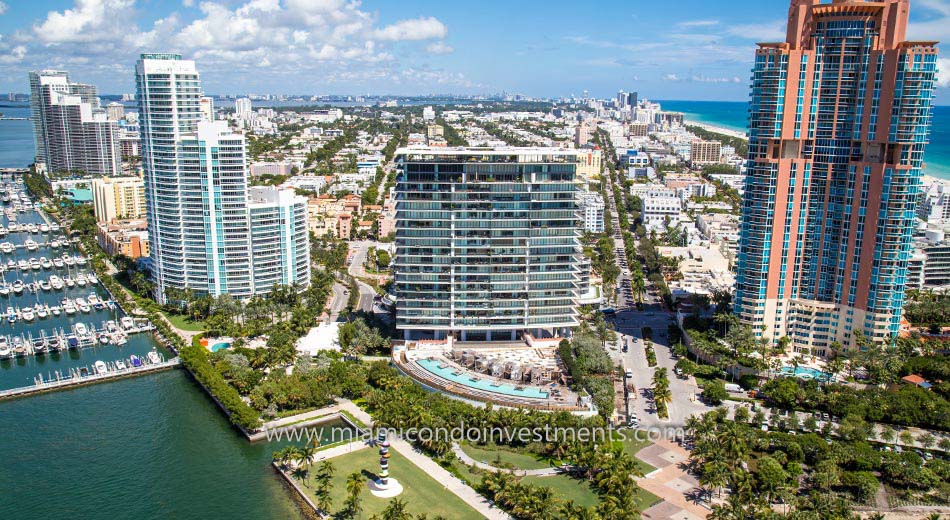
[74,323,88,337]
[48,336,62,351]
[40,257,51,269]
[32,338,46,355]
[65,277,75,288]
[0,284,9,296]
[16,259,27,271]
[76,256,87,266]
[66,334,79,349]
[11,280,22,294]
[38,280,51,291]
[24,239,37,251]
[51,306,61,316]
[39,224,49,233]
[29,258,40,270]
[12,337,25,357]
[87,273,99,284]
[120,316,135,330]
[97,332,109,345]
[147,351,161,364]
[6,308,15,323]
[77,298,91,313]
[50,223,60,232]
[36,305,48,319]
[20,307,34,321]
[0,242,13,254]
[52,258,64,268]
[115,360,127,371]
[63,256,75,267]
[63,301,76,315]
[50,276,64,290]
[76,274,88,287]
[112,334,127,346]
[93,360,107,375]
[25,224,37,233]
[129,355,142,367]
[0,337,10,359]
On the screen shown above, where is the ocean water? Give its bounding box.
[659,99,950,180]
[0,104,33,169]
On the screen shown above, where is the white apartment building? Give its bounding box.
[137,54,309,303]
[578,191,605,233]
[29,70,121,176]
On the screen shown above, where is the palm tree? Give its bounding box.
[381,498,412,520]
[344,471,364,518]
[315,460,336,513]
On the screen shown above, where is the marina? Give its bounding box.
[0,177,163,394]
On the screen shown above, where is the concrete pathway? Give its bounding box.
[329,400,512,519]
[451,442,561,477]
[633,438,710,519]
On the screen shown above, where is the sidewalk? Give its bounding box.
[634,438,709,520]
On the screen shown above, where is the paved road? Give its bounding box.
[328,282,349,321]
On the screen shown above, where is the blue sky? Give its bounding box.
[0,0,949,100]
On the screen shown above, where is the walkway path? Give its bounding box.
[301,400,512,520]
[451,442,561,477]
[633,438,710,520]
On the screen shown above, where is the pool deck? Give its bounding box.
[395,348,593,413]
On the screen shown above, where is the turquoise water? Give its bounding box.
[658,100,950,180]
[417,358,549,399]
[779,366,832,382]
[0,371,343,519]
[211,342,231,352]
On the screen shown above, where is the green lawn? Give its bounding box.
[164,312,206,332]
[521,473,661,512]
[521,474,601,508]
[459,442,554,470]
[297,447,483,519]
[616,431,658,475]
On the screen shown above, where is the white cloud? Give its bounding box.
[33,0,136,45]
[937,57,950,88]
[374,17,447,41]
[182,0,194,7]
[0,44,25,64]
[426,41,454,54]
[0,2,7,16]
[725,21,786,42]
[678,20,719,28]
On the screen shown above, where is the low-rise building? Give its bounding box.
[96,219,150,259]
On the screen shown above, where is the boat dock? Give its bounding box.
[0,318,156,359]
[0,356,181,400]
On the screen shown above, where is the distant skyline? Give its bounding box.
[0,0,949,101]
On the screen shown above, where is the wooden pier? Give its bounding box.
[0,357,181,400]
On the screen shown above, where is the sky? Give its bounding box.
[1,0,950,100]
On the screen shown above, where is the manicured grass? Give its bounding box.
[616,431,658,475]
[459,442,554,470]
[164,312,206,332]
[521,473,662,512]
[298,447,483,519]
[522,474,600,508]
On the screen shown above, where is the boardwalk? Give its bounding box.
[0,358,180,400]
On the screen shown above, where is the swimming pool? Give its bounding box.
[416,359,549,399]
[780,366,832,382]
[210,342,231,353]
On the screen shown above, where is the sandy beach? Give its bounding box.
[684,119,748,140]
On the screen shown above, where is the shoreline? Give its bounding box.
[684,119,748,140]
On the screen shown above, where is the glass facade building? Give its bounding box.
[135,54,309,303]
[734,0,937,355]
[394,148,582,342]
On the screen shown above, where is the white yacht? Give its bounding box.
[40,257,51,269]
[0,242,13,254]
[39,224,49,233]
[24,239,37,251]
[16,259,27,271]
[52,258,64,268]
[29,258,40,270]
[93,360,107,375]
[63,300,76,315]
[76,275,88,287]
[50,276,64,290]
[20,307,34,321]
